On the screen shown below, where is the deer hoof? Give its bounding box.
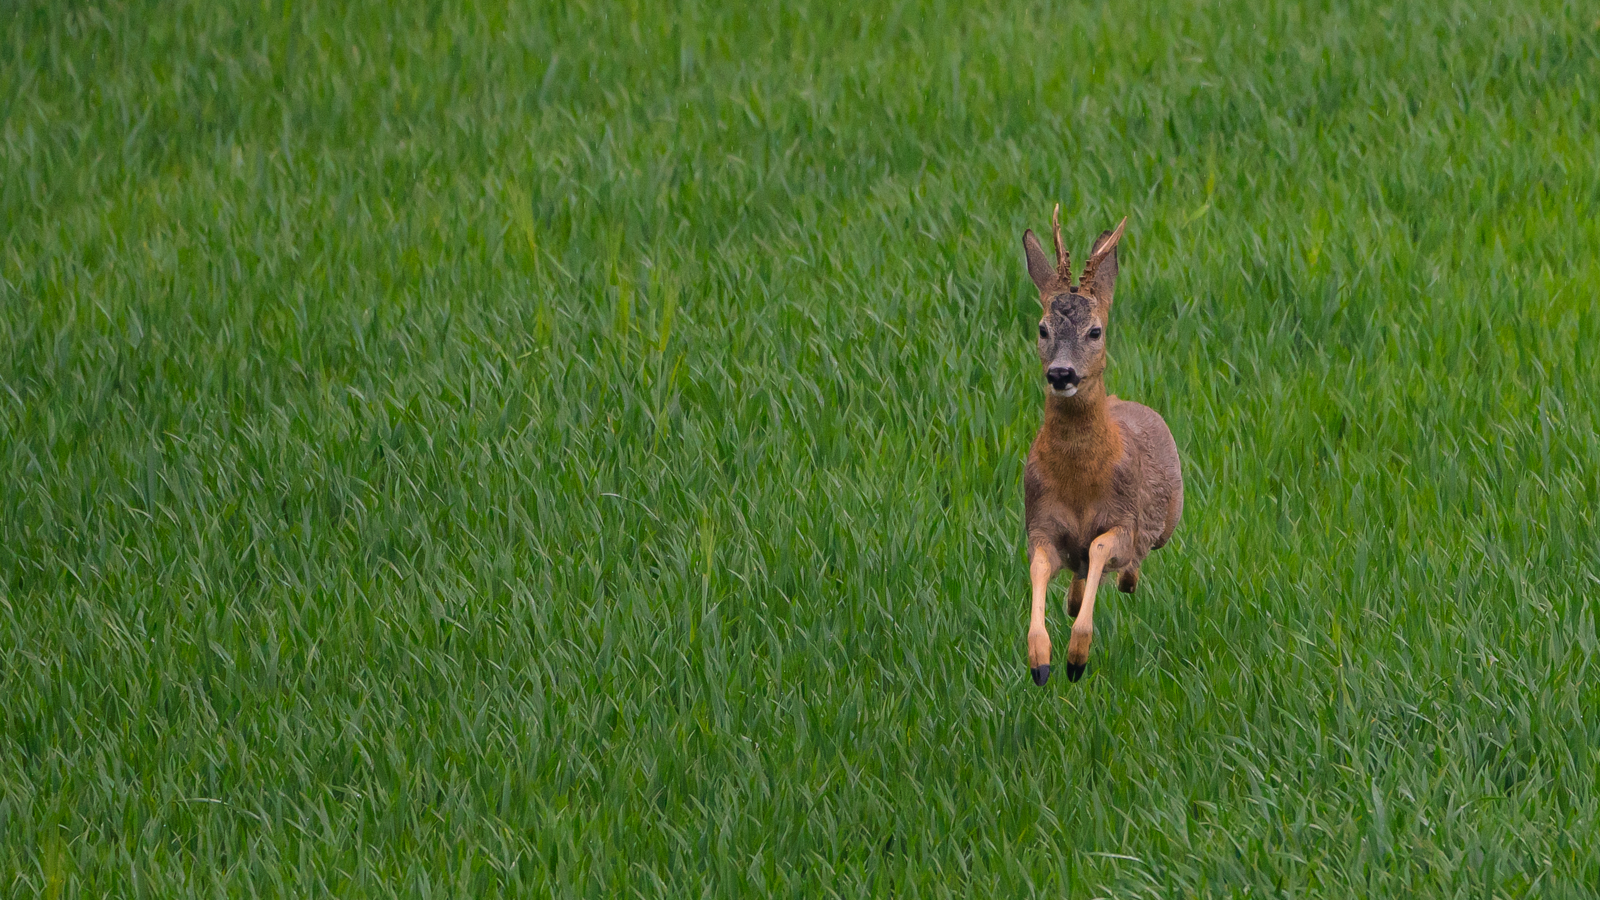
[1065,662,1086,682]
[1030,665,1051,686]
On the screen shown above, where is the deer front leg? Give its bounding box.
[1028,544,1062,686]
[1065,527,1130,682]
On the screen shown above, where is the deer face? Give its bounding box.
[1021,209,1126,399]
[1037,291,1104,398]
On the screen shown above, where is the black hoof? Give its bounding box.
[1066,662,1086,682]
[1030,665,1051,686]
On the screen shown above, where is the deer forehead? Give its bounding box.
[1046,294,1098,328]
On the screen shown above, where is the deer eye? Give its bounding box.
[1087,326,1103,340]
[1038,324,1049,339]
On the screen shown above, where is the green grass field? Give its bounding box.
[4,0,1600,895]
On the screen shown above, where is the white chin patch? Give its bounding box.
[1051,385,1079,398]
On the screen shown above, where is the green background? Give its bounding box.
[4,0,1598,895]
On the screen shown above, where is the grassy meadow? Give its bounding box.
[4,0,1600,895]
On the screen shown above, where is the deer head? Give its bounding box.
[1022,206,1127,398]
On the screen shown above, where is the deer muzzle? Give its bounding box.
[1046,366,1080,394]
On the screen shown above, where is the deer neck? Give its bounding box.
[1040,383,1121,495]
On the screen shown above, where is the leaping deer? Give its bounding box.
[1021,206,1183,685]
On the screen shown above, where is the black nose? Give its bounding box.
[1046,366,1079,388]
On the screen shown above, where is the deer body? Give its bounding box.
[1020,208,1182,684]
[1026,396,1181,577]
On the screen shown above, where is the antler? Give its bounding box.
[1080,216,1128,294]
[1051,203,1071,282]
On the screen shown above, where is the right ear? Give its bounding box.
[1023,229,1054,293]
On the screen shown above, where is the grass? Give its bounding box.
[3,0,1600,895]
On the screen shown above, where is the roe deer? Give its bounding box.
[1021,206,1183,685]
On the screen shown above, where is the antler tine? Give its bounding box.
[1051,203,1070,281]
[1081,215,1128,292]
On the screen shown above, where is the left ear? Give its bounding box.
[1082,216,1127,307]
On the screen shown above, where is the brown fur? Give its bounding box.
[1020,208,1183,684]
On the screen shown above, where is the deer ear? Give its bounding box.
[1023,229,1054,293]
[1083,217,1127,305]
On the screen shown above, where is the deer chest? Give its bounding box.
[1024,463,1134,576]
